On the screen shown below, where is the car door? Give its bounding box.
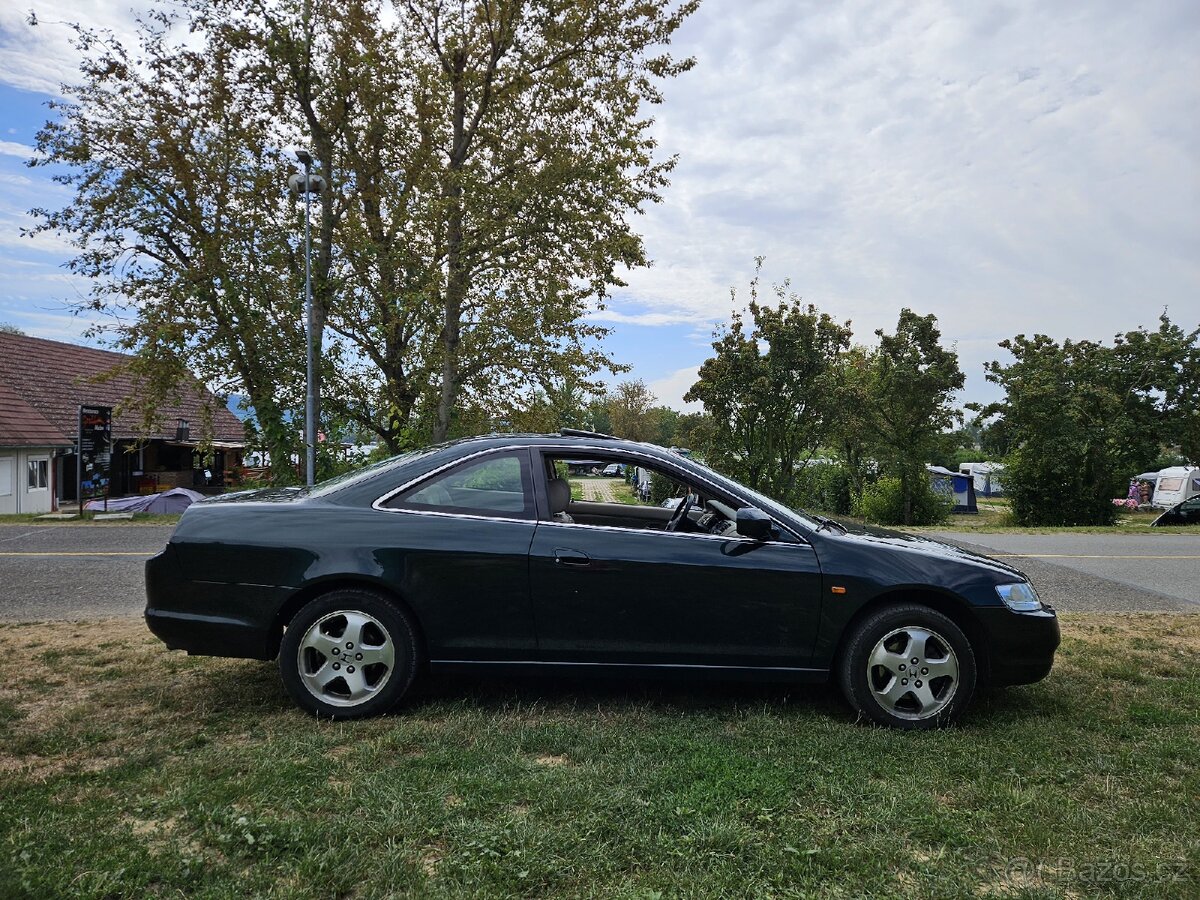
[528,455,824,669]
[373,448,539,660]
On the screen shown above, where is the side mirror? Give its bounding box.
[736,506,774,540]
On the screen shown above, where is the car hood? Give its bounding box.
[823,521,1027,579]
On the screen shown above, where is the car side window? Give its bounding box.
[383,452,534,519]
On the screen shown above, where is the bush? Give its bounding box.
[794,464,856,516]
[649,470,677,505]
[852,476,951,526]
[1004,448,1120,526]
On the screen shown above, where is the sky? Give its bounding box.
[1,0,1198,413]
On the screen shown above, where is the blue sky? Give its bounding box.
[2,0,1198,413]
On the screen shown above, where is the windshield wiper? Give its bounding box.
[811,513,847,534]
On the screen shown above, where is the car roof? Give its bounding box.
[316,433,686,506]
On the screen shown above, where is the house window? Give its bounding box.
[27,458,49,491]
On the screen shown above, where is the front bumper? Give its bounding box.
[975,604,1061,686]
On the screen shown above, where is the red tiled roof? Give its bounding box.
[0,331,245,443]
[0,378,72,448]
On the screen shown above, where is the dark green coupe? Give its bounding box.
[145,431,1060,729]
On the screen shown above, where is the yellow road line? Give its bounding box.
[991,554,1200,560]
[0,551,154,557]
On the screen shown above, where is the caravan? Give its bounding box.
[1151,466,1200,509]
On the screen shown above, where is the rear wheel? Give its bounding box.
[839,603,976,730]
[279,589,419,719]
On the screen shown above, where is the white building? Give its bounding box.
[0,380,73,515]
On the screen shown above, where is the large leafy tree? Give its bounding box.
[861,309,964,524]
[977,314,1199,525]
[685,269,853,502]
[30,0,698,472]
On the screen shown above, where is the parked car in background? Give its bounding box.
[601,463,624,477]
[1151,496,1200,526]
[145,431,1060,730]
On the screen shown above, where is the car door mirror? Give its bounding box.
[736,506,774,540]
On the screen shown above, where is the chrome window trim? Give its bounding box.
[532,517,814,549]
[371,441,808,544]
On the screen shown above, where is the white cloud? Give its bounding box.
[648,365,703,413]
[0,140,39,159]
[614,0,1200,402]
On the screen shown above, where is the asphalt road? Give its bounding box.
[933,532,1200,613]
[0,524,173,621]
[1,524,1197,621]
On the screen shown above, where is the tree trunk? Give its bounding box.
[433,51,469,443]
[902,470,913,525]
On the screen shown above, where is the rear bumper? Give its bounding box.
[976,605,1061,686]
[145,545,287,660]
[145,607,274,659]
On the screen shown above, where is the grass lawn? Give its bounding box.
[0,512,182,526]
[1,615,1197,899]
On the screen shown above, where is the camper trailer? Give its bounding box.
[959,461,1005,497]
[1151,466,1200,509]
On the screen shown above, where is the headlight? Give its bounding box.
[996,582,1042,612]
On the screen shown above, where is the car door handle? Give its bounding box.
[553,548,591,567]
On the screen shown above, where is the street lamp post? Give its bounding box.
[288,151,325,486]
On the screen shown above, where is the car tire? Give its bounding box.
[279,588,420,720]
[839,603,976,730]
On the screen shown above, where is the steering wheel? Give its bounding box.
[665,493,694,532]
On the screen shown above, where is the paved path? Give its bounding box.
[576,478,622,503]
[0,524,172,621]
[932,532,1200,613]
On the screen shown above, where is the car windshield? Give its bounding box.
[680,457,822,532]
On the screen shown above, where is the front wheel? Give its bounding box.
[839,604,976,730]
[279,589,420,720]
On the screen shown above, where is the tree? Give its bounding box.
[603,379,661,442]
[1111,313,1200,463]
[0,323,25,335]
[685,267,853,503]
[30,0,698,473]
[977,314,1199,525]
[31,6,308,480]
[853,310,964,525]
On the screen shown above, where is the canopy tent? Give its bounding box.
[85,487,205,514]
[927,465,977,513]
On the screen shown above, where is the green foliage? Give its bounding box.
[794,464,856,516]
[976,315,1199,526]
[854,310,965,524]
[685,263,853,502]
[648,470,677,505]
[32,0,699,473]
[604,380,662,442]
[852,475,952,526]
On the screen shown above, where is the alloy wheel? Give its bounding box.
[297,610,396,707]
[866,626,959,720]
